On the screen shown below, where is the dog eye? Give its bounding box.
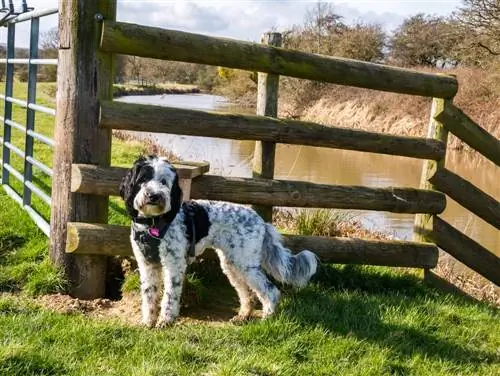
[160,179,167,185]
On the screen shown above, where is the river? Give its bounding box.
[118,94,499,257]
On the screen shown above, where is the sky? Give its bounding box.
[1,0,462,47]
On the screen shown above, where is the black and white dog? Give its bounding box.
[120,155,317,327]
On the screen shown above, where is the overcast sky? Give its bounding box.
[3,0,462,47]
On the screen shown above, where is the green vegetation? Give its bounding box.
[0,82,159,294]
[1,266,499,375]
[0,83,499,375]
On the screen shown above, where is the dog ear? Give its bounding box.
[120,156,146,218]
[171,174,183,209]
[163,172,183,223]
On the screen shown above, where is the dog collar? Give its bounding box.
[133,205,198,259]
[134,215,171,239]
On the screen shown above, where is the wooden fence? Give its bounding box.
[49,0,499,298]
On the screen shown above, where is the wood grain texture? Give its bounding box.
[70,166,446,214]
[252,32,282,221]
[99,21,458,98]
[428,166,500,229]
[71,162,209,195]
[413,98,450,244]
[49,0,116,299]
[425,216,500,286]
[100,100,446,160]
[435,102,500,166]
[67,222,438,268]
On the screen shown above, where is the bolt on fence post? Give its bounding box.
[252,32,282,222]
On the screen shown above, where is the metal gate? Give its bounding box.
[0,3,57,236]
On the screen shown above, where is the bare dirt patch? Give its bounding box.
[35,291,240,326]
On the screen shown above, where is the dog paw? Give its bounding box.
[141,319,157,329]
[229,314,252,324]
[156,317,176,328]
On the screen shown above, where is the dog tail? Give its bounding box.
[261,223,318,288]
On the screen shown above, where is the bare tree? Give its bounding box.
[454,0,500,57]
[40,27,58,50]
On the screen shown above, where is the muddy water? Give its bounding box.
[118,94,499,256]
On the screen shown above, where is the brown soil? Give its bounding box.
[35,292,240,326]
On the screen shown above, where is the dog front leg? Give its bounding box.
[157,252,187,327]
[133,243,162,328]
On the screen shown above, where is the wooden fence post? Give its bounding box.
[49,0,116,299]
[413,97,451,278]
[252,32,282,222]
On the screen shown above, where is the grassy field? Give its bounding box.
[0,82,499,375]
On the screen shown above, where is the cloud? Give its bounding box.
[3,0,461,46]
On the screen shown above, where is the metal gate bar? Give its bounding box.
[0,6,58,236]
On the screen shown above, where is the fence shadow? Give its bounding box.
[279,264,499,367]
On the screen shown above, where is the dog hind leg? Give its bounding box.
[217,250,254,322]
[235,264,281,319]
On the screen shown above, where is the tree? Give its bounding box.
[40,27,58,50]
[453,0,500,65]
[335,23,385,62]
[304,1,346,54]
[39,27,58,81]
[389,14,458,67]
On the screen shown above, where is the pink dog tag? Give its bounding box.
[148,228,160,238]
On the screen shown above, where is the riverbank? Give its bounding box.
[218,66,500,152]
[113,83,200,98]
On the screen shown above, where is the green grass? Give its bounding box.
[0,82,499,375]
[0,81,157,293]
[0,268,499,375]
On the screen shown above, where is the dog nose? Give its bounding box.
[147,193,161,203]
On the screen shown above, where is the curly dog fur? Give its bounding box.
[120,155,317,327]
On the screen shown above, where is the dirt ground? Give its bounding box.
[34,291,244,327]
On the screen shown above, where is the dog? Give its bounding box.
[120,155,318,327]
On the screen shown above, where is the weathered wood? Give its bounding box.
[67,222,439,268]
[252,32,282,221]
[71,162,209,196]
[425,216,500,286]
[428,166,500,229]
[70,168,446,214]
[100,21,458,98]
[100,100,446,160]
[49,0,116,299]
[414,98,450,244]
[191,176,446,214]
[435,102,500,166]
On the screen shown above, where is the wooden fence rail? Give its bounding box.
[100,101,445,160]
[71,164,446,214]
[428,165,500,229]
[99,21,458,98]
[435,102,500,166]
[66,222,439,268]
[425,216,500,286]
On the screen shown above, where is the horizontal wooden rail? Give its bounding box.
[67,222,438,268]
[100,101,445,160]
[428,166,500,229]
[71,164,446,214]
[435,103,500,166]
[71,162,209,196]
[100,21,458,98]
[425,216,500,286]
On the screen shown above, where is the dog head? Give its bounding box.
[119,155,182,219]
